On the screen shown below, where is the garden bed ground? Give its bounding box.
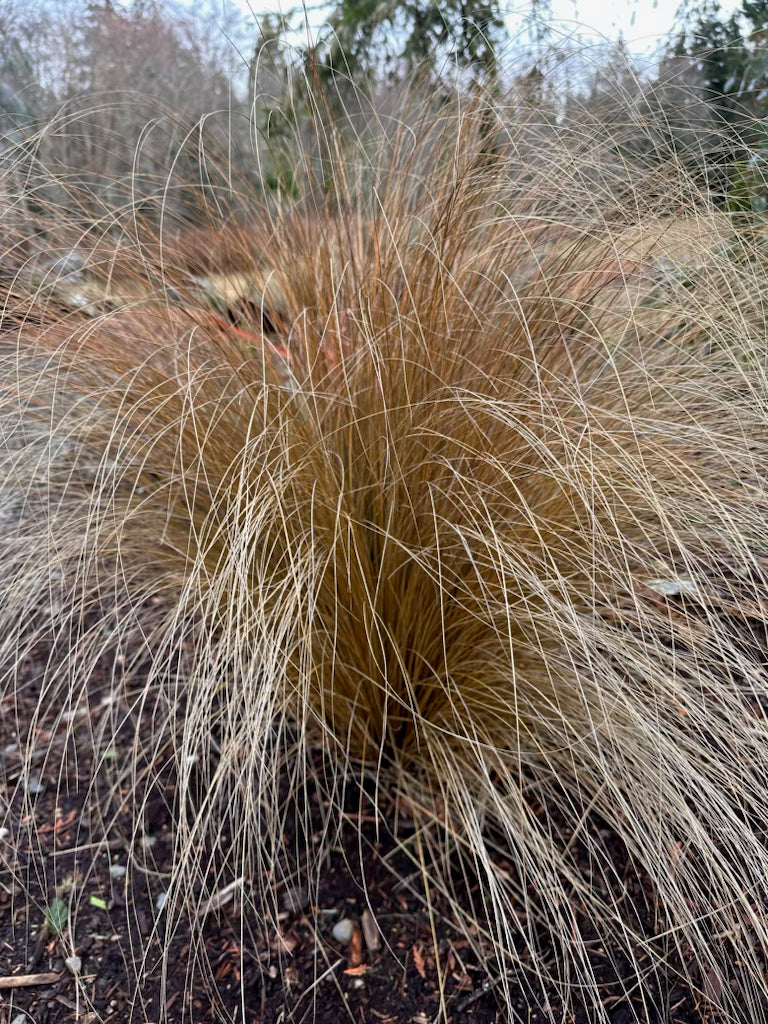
[0,639,761,1024]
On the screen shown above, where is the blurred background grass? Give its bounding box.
[2,0,767,227]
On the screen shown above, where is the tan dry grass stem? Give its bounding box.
[2,89,768,1021]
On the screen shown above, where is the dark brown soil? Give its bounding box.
[0,640,764,1024]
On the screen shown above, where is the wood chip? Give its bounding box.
[347,925,363,968]
[0,972,62,989]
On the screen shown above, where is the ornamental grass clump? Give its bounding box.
[2,86,768,1020]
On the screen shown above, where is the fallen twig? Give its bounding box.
[0,971,62,989]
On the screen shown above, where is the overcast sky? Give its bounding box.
[236,0,744,53]
[548,0,741,48]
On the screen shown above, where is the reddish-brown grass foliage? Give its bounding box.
[2,92,768,1020]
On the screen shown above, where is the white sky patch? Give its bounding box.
[550,0,742,49]
[228,0,744,54]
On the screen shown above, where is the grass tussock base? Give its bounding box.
[2,86,768,1022]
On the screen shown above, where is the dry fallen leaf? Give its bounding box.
[343,964,372,976]
[361,908,381,953]
[412,943,427,980]
[703,966,723,1005]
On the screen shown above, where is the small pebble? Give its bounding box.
[0,827,10,841]
[331,917,355,943]
[26,776,45,795]
[280,884,309,914]
[155,891,167,912]
[12,1014,28,1024]
[61,707,87,722]
[645,577,697,597]
[65,955,82,974]
[109,863,127,879]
